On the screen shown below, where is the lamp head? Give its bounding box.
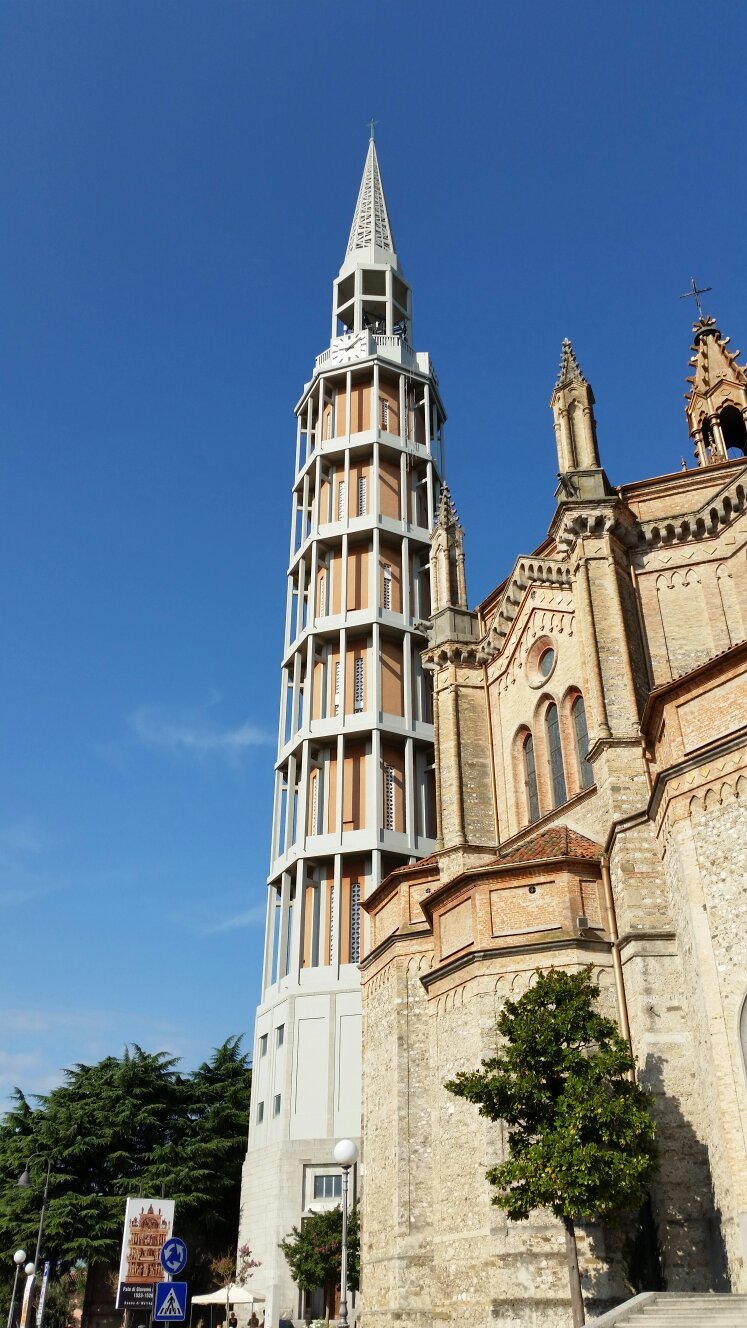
[17,1168,31,1188]
[24,1264,35,1277]
[333,1138,359,1167]
[13,1250,27,1266]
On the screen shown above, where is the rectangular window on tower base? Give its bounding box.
[313,1174,342,1200]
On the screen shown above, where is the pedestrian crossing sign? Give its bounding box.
[154,1282,187,1321]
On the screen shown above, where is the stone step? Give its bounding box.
[636,1320,747,1327]
[592,1292,747,1326]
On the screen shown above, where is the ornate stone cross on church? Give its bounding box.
[679,277,712,320]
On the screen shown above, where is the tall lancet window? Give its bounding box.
[384,764,395,830]
[523,733,539,825]
[333,661,341,717]
[572,695,593,790]
[383,563,392,611]
[545,703,567,808]
[357,475,367,516]
[353,656,364,713]
[350,883,361,963]
[338,480,347,522]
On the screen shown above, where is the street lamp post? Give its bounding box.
[17,1156,53,1328]
[5,1250,27,1328]
[333,1140,358,1328]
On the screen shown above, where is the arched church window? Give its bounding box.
[546,703,567,808]
[719,405,747,457]
[572,695,594,790]
[523,733,540,825]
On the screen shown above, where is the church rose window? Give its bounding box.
[545,703,567,808]
[538,647,555,678]
[572,695,594,790]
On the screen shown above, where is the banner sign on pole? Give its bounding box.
[116,1198,175,1310]
[37,1261,51,1328]
[18,1271,34,1328]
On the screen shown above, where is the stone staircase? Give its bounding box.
[593,1292,747,1327]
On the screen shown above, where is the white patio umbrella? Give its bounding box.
[191,1288,265,1305]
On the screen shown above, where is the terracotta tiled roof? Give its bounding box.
[493,825,602,866]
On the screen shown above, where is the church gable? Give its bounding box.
[480,589,596,843]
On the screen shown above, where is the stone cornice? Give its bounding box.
[637,465,746,550]
[419,937,611,990]
[647,724,747,822]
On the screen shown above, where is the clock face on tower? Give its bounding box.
[330,331,369,365]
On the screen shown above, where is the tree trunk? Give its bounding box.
[563,1216,585,1328]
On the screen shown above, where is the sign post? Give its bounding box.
[116,1199,175,1311]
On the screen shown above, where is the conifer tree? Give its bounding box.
[445,968,657,1327]
[0,1038,251,1308]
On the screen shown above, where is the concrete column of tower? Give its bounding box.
[239,140,445,1325]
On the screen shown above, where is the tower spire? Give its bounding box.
[333,140,410,340]
[346,138,397,265]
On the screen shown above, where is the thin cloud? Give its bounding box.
[203,904,266,935]
[129,704,272,760]
[0,820,47,854]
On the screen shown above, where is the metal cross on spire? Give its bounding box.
[679,277,713,320]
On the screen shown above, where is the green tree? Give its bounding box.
[279,1204,359,1318]
[0,1037,251,1313]
[445,968,658,1328]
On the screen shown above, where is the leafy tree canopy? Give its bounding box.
[445,967,658,1224]
[0,1037,251,1289]
[279,1204,359,1296]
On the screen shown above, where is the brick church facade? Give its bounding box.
[359,317,747,1324]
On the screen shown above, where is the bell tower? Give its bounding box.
[239,138,445,1325]
[685,315,747,465]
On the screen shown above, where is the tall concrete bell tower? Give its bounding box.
[239,136,445,1323]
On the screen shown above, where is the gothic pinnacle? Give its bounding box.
[555,338,587,390]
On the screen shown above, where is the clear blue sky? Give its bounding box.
[2,1,745,1106]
